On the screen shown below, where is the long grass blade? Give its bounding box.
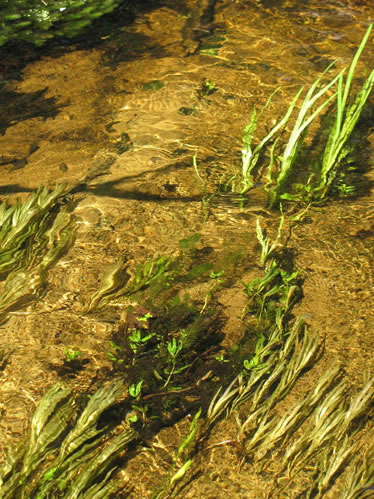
[317,24,374,194]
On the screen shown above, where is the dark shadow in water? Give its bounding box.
[348,119,374,199]
[0,155,199,199]
[88,182,202,204]
[0,87,66,136]
[98,0,223,67]
[0,0,188,78]
[0,0,223,83]
[98,31,169,69]
[73,156,213,202]
[0,184,34,197]
[0,0,225,137]
[0,1,193,136]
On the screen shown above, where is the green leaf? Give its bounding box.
[179,233,201,250]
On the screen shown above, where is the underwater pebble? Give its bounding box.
[76,207,102,225]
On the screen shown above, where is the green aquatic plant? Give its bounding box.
[315,24,374,199]
[267,64,341,207]
[343,443,374,498]
[86,256,129,311]
[245,258,300,329]
[157,319,326,498]
[129,379,143,400]
[183,319,373,496]
[0,185,76,323]
[218,25,373,206]
[0,378,136,498]
[205,318,319,429]
[268,24,373,206]
[128,328,156,355]
[154,408,201,499]
[0,184,68,275]
[64,347,82,363]
[242,332,268,371]
[239,87,295,194]
[280,376,374,485]
[198,79,217,98]
[245,217,301,329]
[87,254,172,311]
[200,269,225,314]
[236,365,374,498]
[161,335,192,388]
[2,217,373,498]
[255,213,284,266]
[142,80,164,91]
[251,364,343,464]
[162,222,314,490]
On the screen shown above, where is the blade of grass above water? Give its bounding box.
[317,24,374,195]
[269,63,342,206]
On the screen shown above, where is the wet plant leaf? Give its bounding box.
[0,378,136,498]
[179,233,201,250]
[0,185,76,323]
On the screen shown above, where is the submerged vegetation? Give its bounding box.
[0,378,136,498]
[0,182,373,496]
[0,185,75,324]
[0,18,373,499]
[214,24,374,208]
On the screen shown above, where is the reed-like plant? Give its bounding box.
[0,378,136,498]
[0,185,76,323]
[245,216,301,329]
[267,64,342,207]
[205,318,320,432]
[86,254,172,311]
[268,24,373,205]
[281,377,374,479]
[315,23,374,198]
[227,25,373,207]
[0,184,68,275]
[343,443,374,498]
[239,87,297,194]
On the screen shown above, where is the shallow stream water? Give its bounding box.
[0,0,373,496]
